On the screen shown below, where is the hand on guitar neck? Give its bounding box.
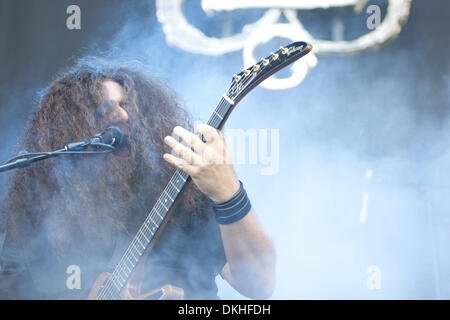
[163,124,240,203]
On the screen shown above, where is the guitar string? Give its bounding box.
[102,166,199,298]
[100,182,171,297]
[98,183,177,298]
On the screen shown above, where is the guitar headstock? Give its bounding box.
[227,41,312,102]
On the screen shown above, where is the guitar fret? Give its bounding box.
[159,199,169,211]
[176,170,187,181]
[121,265,131,276]
[144,220,156,235]
[140,231,150,242]
[146,217,155,228]
[117,266,128,279]
[112,274,123,286]
[163,190,174,202]
[125,254,134,267]
[111,278,121,292]
[131,244,143,256]
[135,236,145,249]
[171,182,180,192]
[222,94,235,105]
[129,252,138,262]
[154,208,164,219]
[126,251,136,263]
[138,233,148,245]
[125,248,139,260]
[214,110,223,120]
[116,272,126,283]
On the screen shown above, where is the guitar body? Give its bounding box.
[88,271,148,300]
[88,271,184,300]
[88,41,312,300]
[88,272,111,300]
[89,242,185,300]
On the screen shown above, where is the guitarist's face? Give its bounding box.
[97,80,132,159]
[100,80,129,124]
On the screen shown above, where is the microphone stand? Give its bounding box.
[0,141,116,173]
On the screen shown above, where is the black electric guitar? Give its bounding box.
[88,41,312,300]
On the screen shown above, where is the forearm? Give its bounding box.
[219,209,276,299]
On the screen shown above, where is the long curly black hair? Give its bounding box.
[1,57,211,258]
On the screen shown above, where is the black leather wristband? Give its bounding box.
[212,180,252,225]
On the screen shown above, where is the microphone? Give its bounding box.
[65,126,124,151]
[90,126,124,148]
[0,127,126,173]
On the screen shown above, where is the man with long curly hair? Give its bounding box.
[0,57,275,299]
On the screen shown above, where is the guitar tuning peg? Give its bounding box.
[243,69,250,76]
[233,74,241,82]
[253,64,260,71]
[271,52,279,60]
[280,46,289,55]
[261,58,270,66]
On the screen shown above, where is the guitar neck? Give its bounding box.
[97,96,234,299]
[207,95,235,130]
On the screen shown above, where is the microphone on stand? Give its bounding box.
[90,126,124,148]
[0,127,126,173]
[65,126,124,151]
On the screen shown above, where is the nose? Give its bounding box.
[106,105,129,124]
